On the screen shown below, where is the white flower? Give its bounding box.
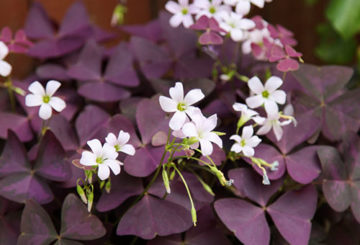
[194,0,231,21]
[159,82,205,130]
[219,12,255,41]
[182,109,223,156]
[255,110,292,141]
[80,139,122,181]
[270,160,279,171]
[165,0,197,28]
[230,125,261,157]
[233,102,260,126]
[0,41,12,77]
[224,0,271,15]
[25,80,66,120]
[245,76,286,115]
[105,130,136,155]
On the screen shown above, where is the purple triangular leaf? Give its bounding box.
[36,64,71,81]
[78,82,130,102]
[104,42,139,87]
[60,194,106,240]
[0,173,53,204]
[96,173,143,212]
[286,146,321,184]
[24,2,54,39]
[48,115,79,151]
[34,130,70,182]
[0,130,29,177]
[229,168,283,206]
[267,185,318,245]
[58,1,91,37]
[75,105,110,147]
[130,36,172,79]
[17,199,57,245]
[0,112,33,142]
[214,198,269,245]
[121,19,163,42]
[116,194,192,239]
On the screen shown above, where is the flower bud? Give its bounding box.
[87,190,94,212]
[191,206,197,227]
[162,168,171,194]
[105,179,112,194]
[76,183,87,204]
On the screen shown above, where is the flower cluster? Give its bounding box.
[230,75,295,184]
[160,82,222,156]
[80,131,135,181]
[165,0,303,72]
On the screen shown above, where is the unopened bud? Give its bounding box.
[200,181,215,196]
[87,190,94,212]
[105,179,111,194]
[162,168,171,194]
[191,206,197,226]
[76,183,87,204]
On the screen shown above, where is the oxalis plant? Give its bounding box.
[0,0,360,245]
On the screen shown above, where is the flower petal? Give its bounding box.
[206,132,223,148]
[169,110,187,130]
[232,102,246,112]
[265,76,282,93]
[0,60,12,77]
[87,139,103,156]
[248,76,264,94]
[230,143,242,153]
[247,136,262,147]
[169,13,184,28]
[39,103,52,120]
[230,134,241,142]
[183,15,194,28]
[182,122,198,137]
[257,123,272,135]
[169,82,184,102]
[230,29,244,41]
[242,145,255,157]
[80,151,97,166]
[199,139,213,156]
[165,1,182,14]
[242,125,254,140]
[264,100,279,115]
[28,81,45,96]
[25,94,42,107]
[105,159,121,176]
[246,94,264,108]
[49,97,66,112]
[103,144,118,160]
[118,130,130,145]
[203,114,218,132]
[105,133,118,146]
[271,90,286,105]
[98,164,110,180]
[184,88,205,106]
[159,96,177,113]
[45,80,61,96]
[235,1,251,15]
[273,123,283,141]
[120,144,136,156]
[0,41,9,59]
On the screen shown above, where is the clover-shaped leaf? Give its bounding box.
[0,130,70,204]
[317,136,360,222]
[18,194,106,244]
[292,64,360,141]
[215,168,317,245]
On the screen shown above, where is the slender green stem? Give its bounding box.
[7,81,16,112]
[173,165,197,226]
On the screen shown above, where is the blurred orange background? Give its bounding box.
[0,0,328,78]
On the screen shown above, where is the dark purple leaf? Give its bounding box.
[78,81,130,102]
[228,168,282,206]
[96,173,143,212]
[36,64,71,81]
[18,199,57,245]
[34,130,70,182]
[48,115,79,151]
[75,105,110,147]
[117,194,192,239]
[0,130,29,177]
[267,185,318,245]
[24,2,54,39]
[214,198,270,245]
[285,146,321,184]
[130,36,172,79]
[60,194,106,240]
[0,112,33,142]
[104,42,139,87]
[121,19,163,42]
[199,31,223,45]
[0,173,54,204]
